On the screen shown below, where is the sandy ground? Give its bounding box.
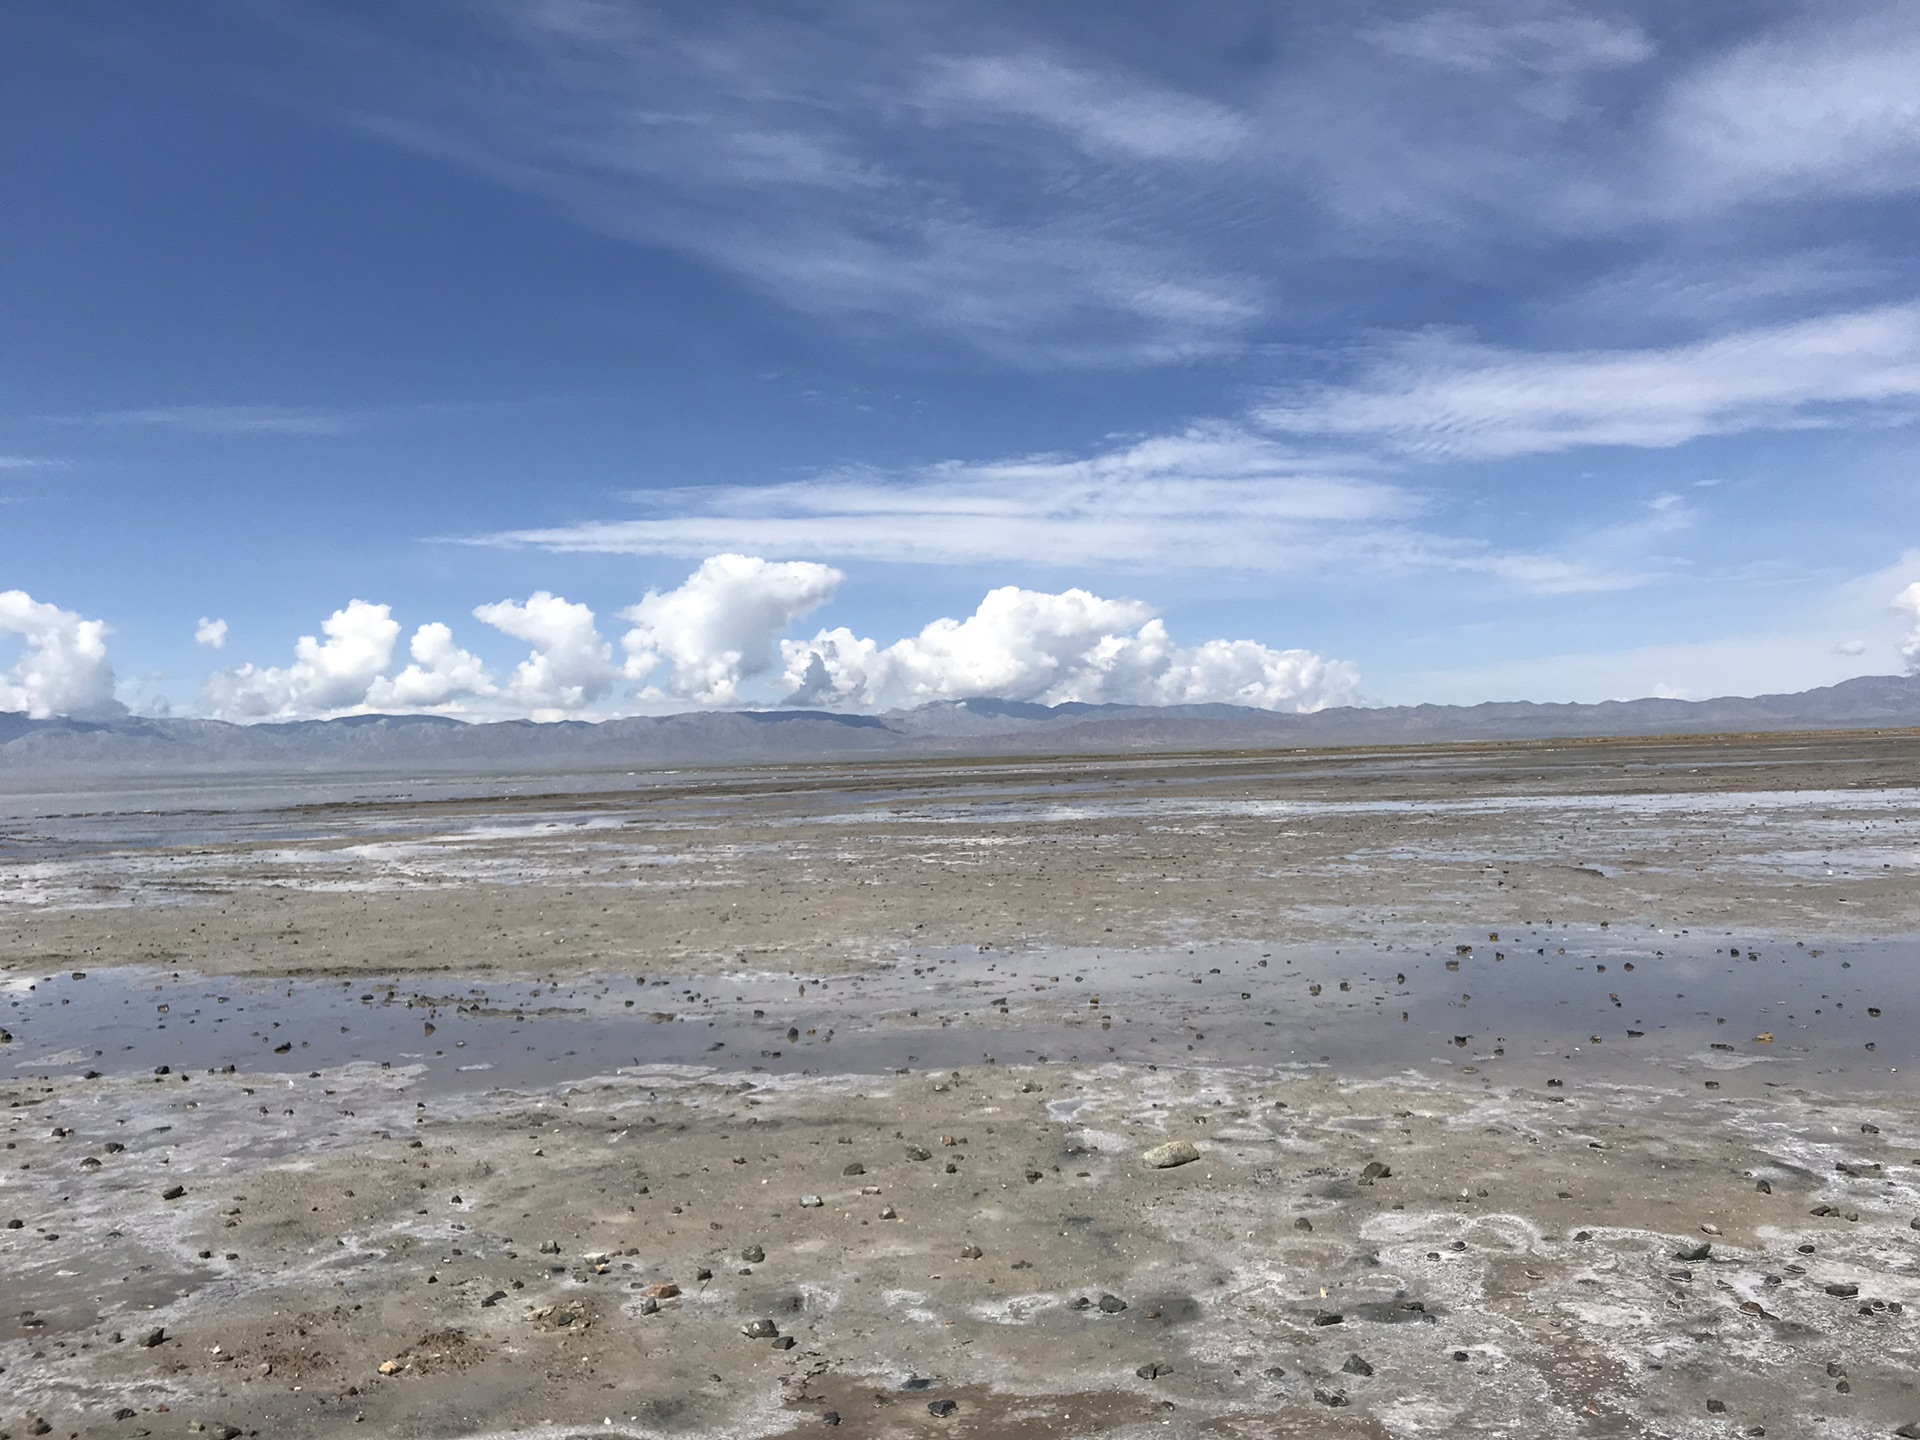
[4,732,1920,1438]
[3,731,1919,980]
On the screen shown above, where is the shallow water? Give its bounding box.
[6,924,1912,1097]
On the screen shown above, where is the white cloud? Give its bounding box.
[194,617,228,649]
[1895,581,1920,673]
[620,554,843,705]
[482,425,1404,569]
[81,404,360,436]
[0,590,122,720]
[1658,5,1920,210]
[470,592,617,718]
[365,622,496,710]
[188,560,1359,721]
[475,422,1658,594]
[320,5,1273,364]
[1366,7,1651,122]
[922,53,1247,161]
[781,584,1358,713]
[1259,304,1920,459]
[201,599,401,721]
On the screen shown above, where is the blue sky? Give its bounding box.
[4,0,1920,721]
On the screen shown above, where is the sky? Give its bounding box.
[4,0,1920,723]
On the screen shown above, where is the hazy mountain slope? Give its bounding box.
[3,673,1918,773]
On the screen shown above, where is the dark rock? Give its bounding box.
[139,1327,167,1348]
[161,1184,186,1201]
[1136,1362,1172,1379]
[1098,1293,1128,1313]
[742,1245,766,1264]
[906,1146,932,1161]
[821,1412,840,1427]
[927,1400,958,1417]
[1341,1354,1373,1376]
[1825,1283,1860,1298]
[773,1335,796,1350]
[1675,1242,1712,1262]
[1314,1389,1349,1407]
[742,1319,780,1338]
[1707,1399,1727,1414]
[842,1163,865,1176]
[1313,1310,1344,1326]
[1294,1217,1313,1231]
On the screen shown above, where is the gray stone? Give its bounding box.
[1141,1140,1200,1169]
[742,1245,765,1264]
[743,1319,780,1338]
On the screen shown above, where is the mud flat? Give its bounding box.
[3,732,1920,1438]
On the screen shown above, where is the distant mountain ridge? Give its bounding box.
[4,673,1920,772]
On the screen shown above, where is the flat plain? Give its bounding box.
[3,730,1920,1439]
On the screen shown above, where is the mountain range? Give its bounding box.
[4,673,1919,774]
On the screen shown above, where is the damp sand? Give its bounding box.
[3,731,1920,1438]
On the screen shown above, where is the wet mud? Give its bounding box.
[3,732,1920,1438]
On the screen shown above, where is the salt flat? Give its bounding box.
[3,732,1919,1439]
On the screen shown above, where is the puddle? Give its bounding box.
[4,925,1913,1096]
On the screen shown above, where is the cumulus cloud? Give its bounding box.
[194,617,228,649]
[621,554,844,705]
[201,592,618,722]
[471,591,618,718]
[201,600,401,721]
[781,584,1358,713]
[0,590,123,720]
[195,560,1356,721]
[1895,581,1920,673]
[365,622,496,710]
